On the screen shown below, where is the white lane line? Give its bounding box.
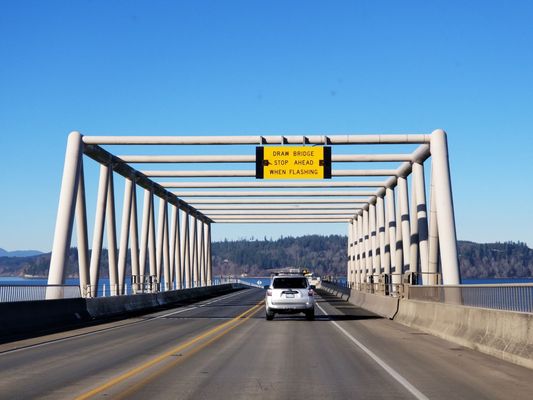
[315,302,429,400]
[0,289,253,356]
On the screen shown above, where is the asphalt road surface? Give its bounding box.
[1,288,532,400]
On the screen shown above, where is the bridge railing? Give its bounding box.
[406,284,533,314]
[0,285,81,303]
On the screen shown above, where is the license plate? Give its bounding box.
[286,294,294,298]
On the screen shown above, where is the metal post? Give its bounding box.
[347,222,353,287]
[363,207,370,284]
[397,176,411,272]
[139,189,152,287]
[409,175,419,277]
[369,202,379,278]
[377,195,390,275]
[357,215,363,288]
[428,165,440,284]
[148,192,157,290]
[75,161,90,298]
[181,210,191,288]
[204,222,212,285]
[413,162,430,284]
[430,129,460,284]
[106,169,119,296]
[156,197,167,287]
[190,215,198,287]
[48,132,83,299]
[130,184,140,293]
[199,221,205,286]
[89,165,109,297]
[386,187,401,287]
[169,205,178,289]
[163,203,170,291]
[117,178,133,295]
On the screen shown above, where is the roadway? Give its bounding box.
[1,288,532,399]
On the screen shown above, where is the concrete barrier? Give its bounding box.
[320,282,400,319]
[0,298,90,339]
[1,284,245,341]
[394,299,533,370]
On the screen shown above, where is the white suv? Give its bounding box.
[265,275,315,320]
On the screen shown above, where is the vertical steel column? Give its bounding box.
[413,162,430,284]
[75,161,90,298]
[175,208,183,289]
[190,215,198,287]
[369,201,379,279]
[428,166,440,284]
[357,215,364,288]
[409,176,419,276]
[363,207,370,284]
[206,222,212,285]
[48,132,83,299]
[386,187,401,287]
[169,205,178,289]
[397,176,411,272]
[377,194,390,275]
[163,205,170,291]
[130,184,140,293]
[89,165,109,297]
[199,221,206,286]
[430,129,460,284]
[139,189,152,290]
[117,178,133,295]
[181,210,191,288]
[106,169,119,296]
[148,193,157,291]
[347,222,353,286]
[156,198,167,288]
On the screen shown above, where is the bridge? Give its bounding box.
[1,130,532,399]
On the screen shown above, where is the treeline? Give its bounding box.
[1,236,532,278]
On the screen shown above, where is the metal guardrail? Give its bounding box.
[407,284,533,314]
[0,285,82,303]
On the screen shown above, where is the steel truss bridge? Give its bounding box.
[47,129,459,298]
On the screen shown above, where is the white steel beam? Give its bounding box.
[75,161,90,298]
[213,219,351,223]
[130,184,140,293]
[83,134,431,145]
[139,189,152,282]
[397,176,411,272]
[117,178,133,295]
[430,129,460,285]
[205,210,358,216]
[413,162,430,283]
[48,132,83,299]
[181,210,191,288]
[119,153,414,163]
[105,169,119,296]
[174,190,378,197]
[160,181,387,189]
[144,169,398,178]
[187,198,371,205]
[89,165,109,297]
[195,204,362,210]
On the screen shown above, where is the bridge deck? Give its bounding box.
[0,288,531,399]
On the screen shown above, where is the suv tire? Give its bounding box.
[305,310,315,321]
[266,309,275,321]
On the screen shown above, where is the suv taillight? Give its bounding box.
[308,289,314,296]
[267,289,272,296]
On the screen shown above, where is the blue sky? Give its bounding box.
[1,0,532,251]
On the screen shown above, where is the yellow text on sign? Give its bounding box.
[263,146,325,179]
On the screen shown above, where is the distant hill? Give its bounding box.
[0,237,532,278]
[0,248,43,258]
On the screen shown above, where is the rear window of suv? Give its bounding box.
[272,277,308,289]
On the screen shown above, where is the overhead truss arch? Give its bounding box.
[47,130,460,299]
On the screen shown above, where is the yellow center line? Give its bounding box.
[112,302,264,400]
[75,300,264,400]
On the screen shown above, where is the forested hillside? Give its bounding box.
[1,236,532,278]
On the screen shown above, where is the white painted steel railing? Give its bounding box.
[407,284,533,314]
[0,285,81,303]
